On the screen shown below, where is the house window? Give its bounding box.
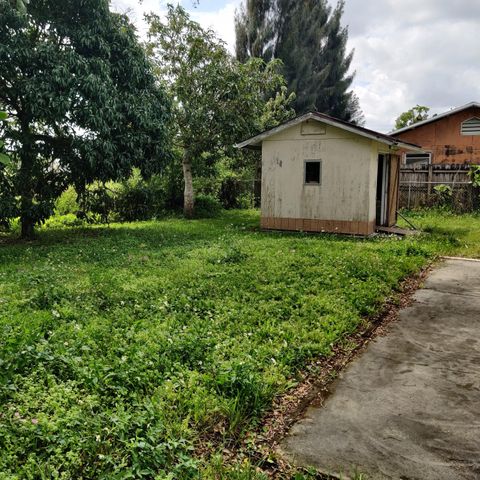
[405,153,431,166]
[461,117,480,135]
[305,160,321,184]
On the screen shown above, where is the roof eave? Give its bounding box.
[235,113,315,149]
[392,142,425,153]
[235,111,424,152]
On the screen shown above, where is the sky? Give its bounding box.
[111,0,480,133]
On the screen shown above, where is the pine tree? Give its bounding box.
[235,0,364,124]
[235,0,276,62]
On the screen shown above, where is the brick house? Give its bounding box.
[391,102,480,166]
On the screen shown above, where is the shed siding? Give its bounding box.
[261,122,378,233]
[393,106,480,165]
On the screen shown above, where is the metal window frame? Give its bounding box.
[304,160,322,186]
[404,152,432,165]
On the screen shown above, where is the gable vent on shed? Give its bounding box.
[461,117,480,135]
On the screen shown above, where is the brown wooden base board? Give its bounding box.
[260,217,375,235]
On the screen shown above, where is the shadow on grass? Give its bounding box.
[0,210,375,261]
[423,225,470,237]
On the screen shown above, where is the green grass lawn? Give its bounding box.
[0,209,478,479]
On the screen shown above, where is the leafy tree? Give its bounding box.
[235,0,364,124]
[147,5,294,218]
[394,105,430,130]
[0,0,171,238]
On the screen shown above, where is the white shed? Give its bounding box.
[237,112,423,235]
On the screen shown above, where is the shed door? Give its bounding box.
[387,155,400,226]
[376,154,390,226]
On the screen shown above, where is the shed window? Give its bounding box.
[461,117,480,136]
[305,161,321,184]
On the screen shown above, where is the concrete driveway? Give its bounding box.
[282,258,480,479]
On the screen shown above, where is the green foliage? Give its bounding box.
[468,165,480,187]
[78,186,116,224]
[235,0,276,62]
[193,194,223,218]
[394,105,430,130]
[433,184,453,206]
[112,174,165,222]
[146,5,294,216]
[0,111,17,228]
[235,0,364,123]
[54,186,78,215]
[219,176,254,209]
[2,210,477,476]
[0,0,172,237]
[44,213,85,229]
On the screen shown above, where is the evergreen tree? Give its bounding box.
[235,0,364,124]
[235,0,276,62]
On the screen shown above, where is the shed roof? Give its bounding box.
[236,111,424,152]
[391,101,480,135]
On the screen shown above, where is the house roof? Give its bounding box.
[236,111,424,152]
[391,101,480,135]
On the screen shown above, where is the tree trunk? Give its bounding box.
[19,121,36,240]
[182,153,194,218]
[19,175,35,239]
[20,211,35,240]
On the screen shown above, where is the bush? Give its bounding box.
[433,184,453,207]
[194,194,222,218]
[55,187,78,215]
[43,214,85,229]
[78,187,116,223]
[115,182,155,222]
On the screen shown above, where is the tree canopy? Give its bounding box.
[0,0,172,237]
[394,105,430,130]
[147,5,294,217]
[235,0,364,124]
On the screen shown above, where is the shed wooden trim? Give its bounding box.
[236,112,424,153]
[260,217,376,236]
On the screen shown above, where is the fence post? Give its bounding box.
[408,183,411,209]
[427,164,433,196]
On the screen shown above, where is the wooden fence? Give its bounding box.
[399,164,479,211]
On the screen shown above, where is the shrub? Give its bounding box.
[194,194,222,218]
[115,182,155,222]
[78,187,116,223]
[54,187,78,215]
[433,184,453,208]
[219,175,254,209]
[43,214,85,229]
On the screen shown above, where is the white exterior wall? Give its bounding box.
[261,121,381,223]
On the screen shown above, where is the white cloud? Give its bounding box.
[344,0,480,131]
[189,3,240,52]
[111,0,240,52]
